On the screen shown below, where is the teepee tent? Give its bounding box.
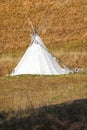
[10,33,71,76]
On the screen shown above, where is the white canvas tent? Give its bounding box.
[10,33,71,76]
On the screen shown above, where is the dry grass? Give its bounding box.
[0,0,87,51]
[0,50,87,76]
[0,0,87,129]
[0,74,87,111]
[0,49,86,112]
[0,0,87,76]
[0,99,87,130]
[24,99,87,129]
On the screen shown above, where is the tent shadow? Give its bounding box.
[0,99,87,130]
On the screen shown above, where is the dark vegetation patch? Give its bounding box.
[0,99,87,130]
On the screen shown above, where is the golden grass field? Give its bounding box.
[0,74,87,129]
[0,74,87,111]
[0,0,87,129]
[0,0,87,50]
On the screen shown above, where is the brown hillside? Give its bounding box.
[0,0,87,51]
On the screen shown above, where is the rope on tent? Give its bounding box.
[29,34,37,47]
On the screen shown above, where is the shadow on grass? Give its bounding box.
[0,99,87,130]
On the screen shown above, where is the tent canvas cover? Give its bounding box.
[11,34,71,76]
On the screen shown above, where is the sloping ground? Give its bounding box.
[0,0,87,76]
[0,1,87,129]
[0,99,87,130]
[0,74,87,111]
[0,0,87,51]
